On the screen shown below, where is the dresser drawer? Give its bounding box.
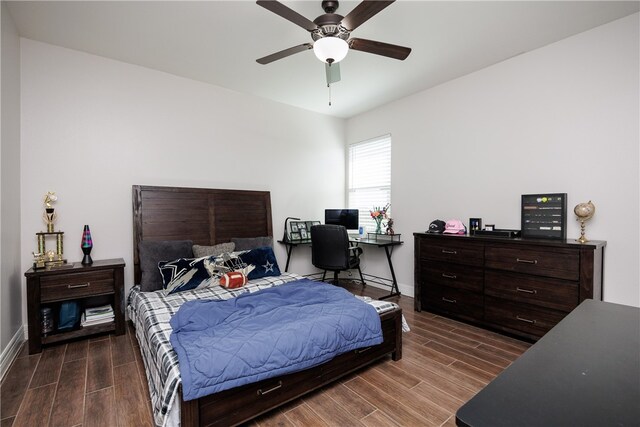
[423,285,483,320]
[420,238,484,267]
[485,271,579,312]
[485,246,579,281]
[41,270,114,302]
[485,296,568,338]
[421,260,483,292]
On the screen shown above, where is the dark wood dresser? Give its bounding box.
[414,233,605,340]
[25,258,125,354]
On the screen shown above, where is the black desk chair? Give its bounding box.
[310,225,366,286]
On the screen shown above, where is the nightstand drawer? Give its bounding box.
[420,239,484,267]
[41,270,114,302]
[485,271,578,312]
[485,246,579,280]
[421,261,483,292]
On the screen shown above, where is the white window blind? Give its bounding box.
[348,135,391,232]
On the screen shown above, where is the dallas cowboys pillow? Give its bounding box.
[231,246,281,280]
[159,256,222,295]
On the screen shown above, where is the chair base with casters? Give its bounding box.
[319,247,366,287]
[311,225,366,287]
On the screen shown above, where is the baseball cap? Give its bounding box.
[427,219,446,233]
[443,219,467,235]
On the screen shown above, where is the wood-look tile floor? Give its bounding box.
[1,283,530,427]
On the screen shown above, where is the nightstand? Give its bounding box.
[24,258,125,354]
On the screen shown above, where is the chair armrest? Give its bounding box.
[348,246,363,256]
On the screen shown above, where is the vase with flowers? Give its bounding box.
[370,204,390,234]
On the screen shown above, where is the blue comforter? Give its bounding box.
[169,279,383,401]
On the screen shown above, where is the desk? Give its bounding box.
[455,299,640,427]
[278,237,403,300]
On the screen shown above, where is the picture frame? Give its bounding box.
[521,193,567,240]
[469,218,482,235]
[288,220,320,242]
[289,231,301,241]
[306,220,320,231]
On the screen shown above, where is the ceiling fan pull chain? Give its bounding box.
[328,83,332,106]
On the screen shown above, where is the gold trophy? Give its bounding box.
[43,191,57,232]
[33,191,67,269]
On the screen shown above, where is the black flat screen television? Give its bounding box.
[325,209,359,231]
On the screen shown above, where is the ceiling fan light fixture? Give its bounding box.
[313,37,349,64]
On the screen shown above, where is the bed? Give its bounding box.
[129,185,403,427]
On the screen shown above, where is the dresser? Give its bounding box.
[414,233,605,340]
[25,258,125,354]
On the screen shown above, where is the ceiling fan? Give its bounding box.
[256,0,411,86]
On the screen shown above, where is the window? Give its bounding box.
[348,134,391,232]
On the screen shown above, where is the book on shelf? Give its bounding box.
[82,304,114,327]
[85,304,113,317]
[81,312,114,327]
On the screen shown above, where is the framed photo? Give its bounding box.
[521,193,567,240]
[289,231,301,241]
[469,218,482,235]
[288,220,320,241]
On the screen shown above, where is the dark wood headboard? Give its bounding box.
[132,185,273,284]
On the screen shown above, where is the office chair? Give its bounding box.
[310,224,366,286]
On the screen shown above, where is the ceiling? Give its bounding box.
[6,1,639,119]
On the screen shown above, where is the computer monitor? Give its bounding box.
[325,209,359,231]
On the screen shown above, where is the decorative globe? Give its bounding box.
[574,201,595,221]
[574,201,595,243]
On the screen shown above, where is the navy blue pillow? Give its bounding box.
[234,246,281,280]
[159,256,218,295]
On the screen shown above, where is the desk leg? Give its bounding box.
[379,246,401,300]
[284,244,293,272]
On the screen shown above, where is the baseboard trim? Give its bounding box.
[0,325,26,382]
[364,281,414,299]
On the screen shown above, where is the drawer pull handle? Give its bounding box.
[355,346,372,354]
[68,283,90,289]
[442,273,457,279]
[442,297,457,304]
[516,315,536,324]
[442,249,457,255]
[257,381,282,396]
[516,258,537,264]
[516,287,537,294]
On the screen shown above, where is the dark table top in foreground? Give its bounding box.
[456,299,640,427]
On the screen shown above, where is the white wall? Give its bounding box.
[15,12,640,342]
[347,14,640,306]
[20,39,346,321]
[1,2,23,357]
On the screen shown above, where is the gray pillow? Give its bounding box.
[231,236,273,251]
[192,242,235,258]
[138,240,193,292]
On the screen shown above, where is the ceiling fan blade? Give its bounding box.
[256,43,313,64]
[341,1,395,31]
[256,1,318,32]
[325,62,341,85]
[348,38,411,60]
